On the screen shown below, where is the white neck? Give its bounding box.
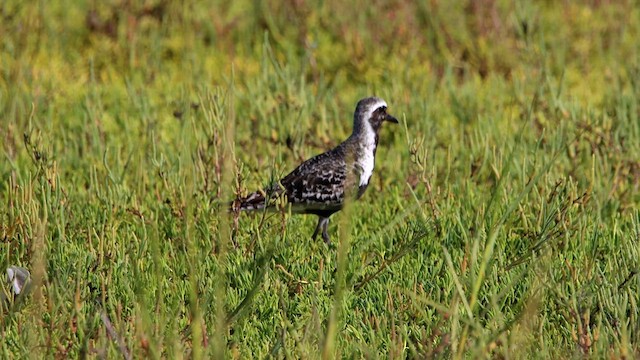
[352,98,387,187]
[356,121,377,187]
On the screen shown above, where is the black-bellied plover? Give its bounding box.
[233,97,398,243]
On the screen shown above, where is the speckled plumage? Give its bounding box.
[235,97,398,243]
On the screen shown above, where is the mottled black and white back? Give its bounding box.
[234,97,398,243]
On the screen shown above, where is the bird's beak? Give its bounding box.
[385,113,399,124]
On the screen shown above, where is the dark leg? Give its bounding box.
[312,216,330,244]
[320,217,330,244]
[311,216,323,241]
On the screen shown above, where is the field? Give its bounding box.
[1,0,640,358]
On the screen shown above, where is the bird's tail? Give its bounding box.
[230,191,267,212]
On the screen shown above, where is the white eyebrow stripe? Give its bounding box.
[364,99,388,121]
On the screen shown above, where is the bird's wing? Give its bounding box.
[279,148,352,210]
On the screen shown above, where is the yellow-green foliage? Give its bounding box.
[1,0,639,358]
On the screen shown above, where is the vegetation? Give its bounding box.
[1,0,639,358]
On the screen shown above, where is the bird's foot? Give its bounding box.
[321,231,331,246]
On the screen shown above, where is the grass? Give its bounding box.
[1,0,640,358]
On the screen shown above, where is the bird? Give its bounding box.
[232,96,398,244]
[2,266,31,311]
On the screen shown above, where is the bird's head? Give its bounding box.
[352,97,398,139]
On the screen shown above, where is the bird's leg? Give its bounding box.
[312,216,323,241]
[312,216,331,244]
[321,217,331,244]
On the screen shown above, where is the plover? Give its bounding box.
[233,97,398,243]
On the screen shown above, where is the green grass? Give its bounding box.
[1,0,640,358]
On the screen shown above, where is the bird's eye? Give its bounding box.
[379,106,387,112]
